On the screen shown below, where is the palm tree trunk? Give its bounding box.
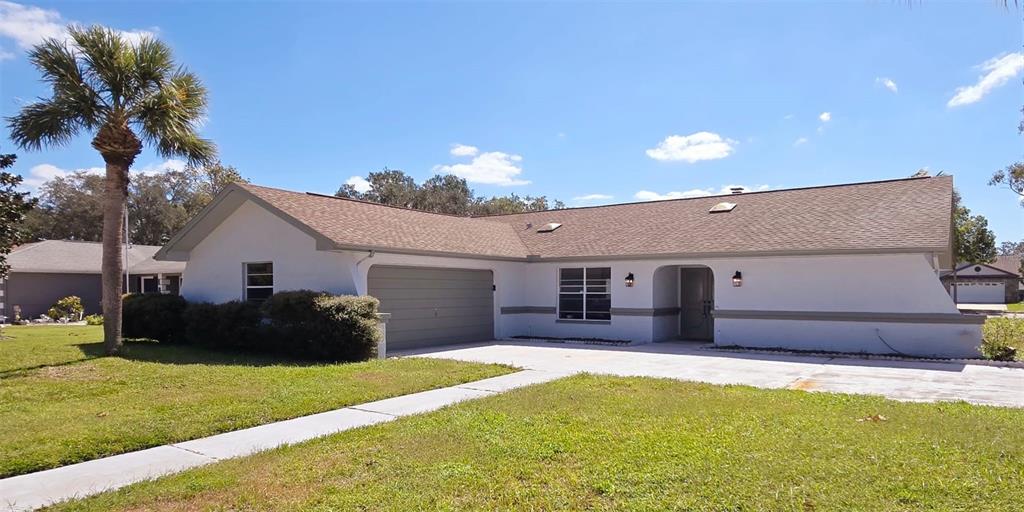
[101,160,129,354]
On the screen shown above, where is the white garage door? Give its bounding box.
[954,282,1004,304]
[368,265,494,350]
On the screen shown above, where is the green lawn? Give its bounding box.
[1008,302,1023,312]
[0,325,513,478]
[50,375,1024,511]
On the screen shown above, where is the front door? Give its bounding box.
[680,268,714,340]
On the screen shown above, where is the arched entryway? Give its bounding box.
[652,265,715,342]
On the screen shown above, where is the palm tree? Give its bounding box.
[8,26,215,354]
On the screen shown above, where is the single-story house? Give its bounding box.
[156,175,984,358]
[0,240,185,321]
[941,255,1023,304]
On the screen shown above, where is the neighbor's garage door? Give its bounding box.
[368,265,494,350]
[954,282,1004,304]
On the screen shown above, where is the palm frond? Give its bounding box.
[27,37,106,128]
[7,99,85,151]
[135,69,216,164]
[69,25,133,111]
[131,37,174,93]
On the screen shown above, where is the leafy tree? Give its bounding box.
[25,162,246,245]
[952,190,997,264]
[999,240,1024,256]
[337,169,564,216]
[24,171,105,241]
[0,152,36,278]
[337,168,419,208]
[8,26,215,354]
[417,174,475,215]
[989,162,1024,207]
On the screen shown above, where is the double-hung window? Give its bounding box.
[558,267,611,320]
[244,262,274,303]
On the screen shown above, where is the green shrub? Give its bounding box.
[980,318,1023,361]
[182,300,264,349]
[122,294,187,342]
[47,296,84,321]
[120,290,381,362]
[264,291,381,361]
[84,314,103,325]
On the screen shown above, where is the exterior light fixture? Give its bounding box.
[625,272,635,287]
[732,271,743,287]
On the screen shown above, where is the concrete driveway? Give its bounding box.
[399,341,1024,408]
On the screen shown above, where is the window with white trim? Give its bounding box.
[558,267,611,320]
[244,262,274,303]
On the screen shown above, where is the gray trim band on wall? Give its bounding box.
[712,309,987,325]
[500,306,556,314]
[609,307,681,317]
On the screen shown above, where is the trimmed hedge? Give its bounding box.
[122,294,188,342]
[121,291,381,362]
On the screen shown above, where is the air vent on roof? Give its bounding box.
[537,222,562,233]
[709,202,737,213]
[730,187,745,194]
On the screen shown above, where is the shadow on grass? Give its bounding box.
[72,340,328,368]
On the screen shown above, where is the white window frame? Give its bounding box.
[140,276,157,294]
[243,262,274,303]
[557,267,611,321]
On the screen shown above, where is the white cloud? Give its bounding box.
[645,131,737,163]
[634,184,770,202]
[876,77,898,93]
[574,193,612,201]
[793,137,809,147]
[434,147,530,186]
[136,159,186,176]
[345,175,372,193]
[783,114,795,120]
[947,52,1024,108]
[21,163,102,189]
[20,159,183,190]
[0,1,156,57]
[818,112,831,122]
[449,144,478,157]
[0,46,14,60]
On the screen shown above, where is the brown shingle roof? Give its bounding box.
[232,176,953,261]
[992,255,1022,276]
[239,184,530,259]
[485,176,954,259]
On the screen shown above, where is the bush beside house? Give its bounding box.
[980,318,1023,361]
[122,291,381,361]
[47,296,84,322]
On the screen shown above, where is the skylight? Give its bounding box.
[709,202,737,213]
[537,222,562,233]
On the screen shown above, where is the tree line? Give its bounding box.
[335,168,564,216]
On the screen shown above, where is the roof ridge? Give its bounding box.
[471,175,951,218]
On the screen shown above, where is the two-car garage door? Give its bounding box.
[953,282,1005,304]
[368,266,494,350]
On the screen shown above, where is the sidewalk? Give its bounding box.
[0,369,568,512]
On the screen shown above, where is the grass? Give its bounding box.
[50,374,1024,511]
[1007,302,1023,313]
[0,325,513,478]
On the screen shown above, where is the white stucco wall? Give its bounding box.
[178,203,976,357]
[180,200,357,303]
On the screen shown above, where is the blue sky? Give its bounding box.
[1,1,1022,242]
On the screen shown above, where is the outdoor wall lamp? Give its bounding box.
[732,271,743,287]
[624,272,635,287]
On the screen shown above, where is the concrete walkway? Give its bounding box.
[0,369,569,512]
[402,340,1024,408]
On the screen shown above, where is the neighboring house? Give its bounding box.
[0,240,185,321]
[156,175,983,358]
[941,255,1024,304]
